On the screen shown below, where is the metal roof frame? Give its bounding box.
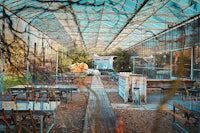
[0,0,200,54]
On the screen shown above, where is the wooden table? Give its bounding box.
[147,79,196,88]
[160,86,192,97]
[53,73,86,85]
[8,85,78,103]
[188,89,200,97]
[0,100,60,133]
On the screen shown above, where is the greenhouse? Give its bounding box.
[0,0,200,133]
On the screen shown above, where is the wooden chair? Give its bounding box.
[0,119,10,133]
[14,94,30,102]
[12,109,39,133]
[0,109,11,133]
[36,88,60,102]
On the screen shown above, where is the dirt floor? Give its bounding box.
[49,75,197,133]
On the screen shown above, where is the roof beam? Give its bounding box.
[94,1,106,48]
[127,13,200,50]
[103,0,149,51]
[0,2,61,49]
[105,0,170,52]
[68,1,87,50]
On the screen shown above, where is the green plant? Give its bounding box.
[87,73,94,76]
[4,74,32,92]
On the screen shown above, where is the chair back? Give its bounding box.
[0,109,10,132]
[12,109,38,133]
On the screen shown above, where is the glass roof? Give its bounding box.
[0,0,200,53]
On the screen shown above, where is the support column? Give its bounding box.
[191,47,194,79]
[32,42,37,84]
[56,49,58,84]
[0,5,5,93]
[42,37,45,66]
[26,26,30,85]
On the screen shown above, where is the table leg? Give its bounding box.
[71,90,72,100]
[66,91,70,103]
[198,117,200,133]
[66,90,73,103]
[40,115,44,133]
[46,113,55,133]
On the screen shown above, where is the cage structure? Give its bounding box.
[118,72,147,104]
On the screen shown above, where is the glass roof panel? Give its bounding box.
[0,0,200,53]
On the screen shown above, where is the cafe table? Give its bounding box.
[8,84,78,103]
[0,97,60,133]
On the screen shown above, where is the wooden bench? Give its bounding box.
[172,102,200,133]
[160,85,192,97]
[147,79,195,88]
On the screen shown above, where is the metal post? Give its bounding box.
[134,87,140,105]
[32,43,37,84]
[137,88,140,105]
[191,46,194,80]
[26,26,30,85]
[173,104,175,123]
[40,115,44,133]
[198,115,200,133]
[50,42,53,68]
[42,37,45,66]
[0,6,5,93]
[170,51,173,79]
[55,49,58,84]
